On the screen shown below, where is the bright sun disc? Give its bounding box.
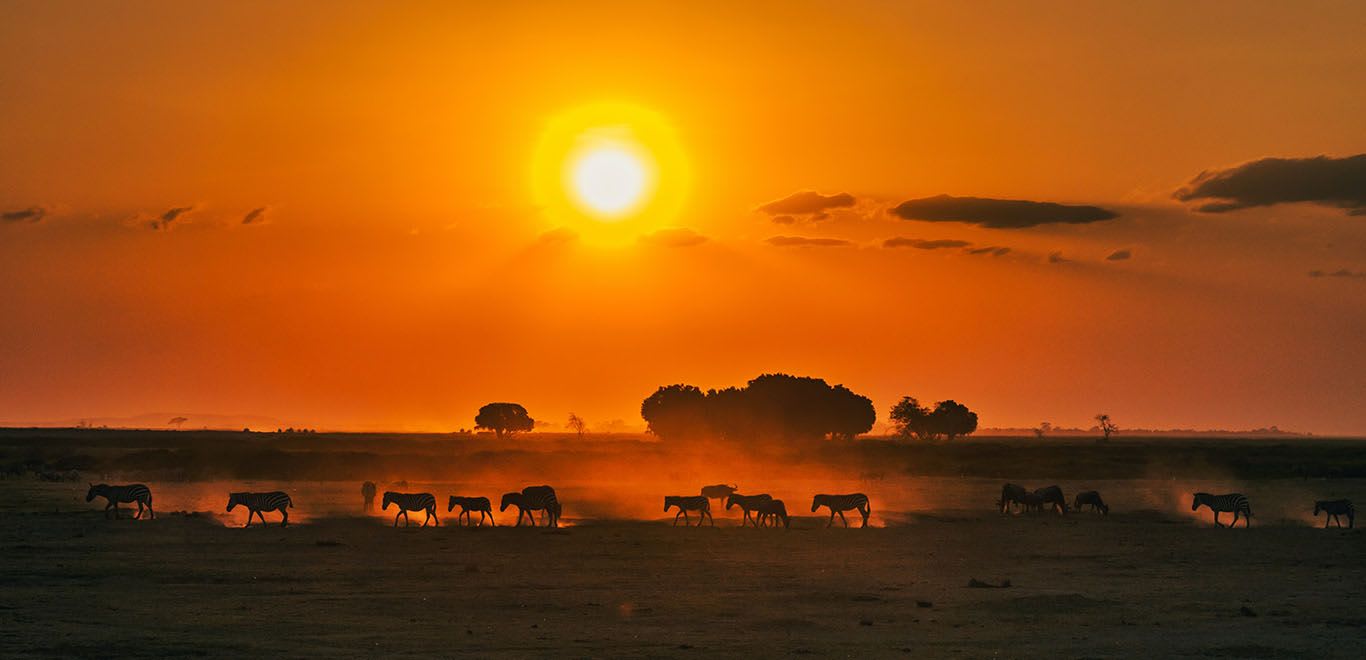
[570,145,648,217]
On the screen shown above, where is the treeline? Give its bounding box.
[640,373,876,441]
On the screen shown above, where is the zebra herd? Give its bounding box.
[80,482,1357,529]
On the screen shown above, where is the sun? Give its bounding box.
[532,102,689,243]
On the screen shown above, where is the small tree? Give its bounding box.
[168,416,188,429]
[567,413,587,438]
[932,400,978,442]
[1033,421,1052,440]
[475,403,535,439]
[1095,414,1117,442]
[890,397,937,441]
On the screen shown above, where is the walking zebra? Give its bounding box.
[1073,490,1109,515]
[1314,499,1354,529]
[725,493,773,528]
[383,491,439,527]
[1191,492,1252,528]
[756,499,790,529]
[665,495,713,527]
[361,481,377,512]
[1035,485,1068,515]
[226,491,293,528]
[447,496,495,527]
[700,484,738,501]
[86,483,154,520]
[811,493,871,528]
[999,483,1028,513]
[500,485,561,527]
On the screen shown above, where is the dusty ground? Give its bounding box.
[2,478,1364,659]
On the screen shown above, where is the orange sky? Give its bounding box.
[2,2,1365,434]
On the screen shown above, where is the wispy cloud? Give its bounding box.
[1308,268,1365,279]
[882,237,972,250]
[965,246,1011,256]
[2,206,48,224]
[1048,251,1068,264]
[766,235,852,248]
[1106,249,1132,261]
[242,206,270,225]
[146,205,194,231]
[757,191,856,221]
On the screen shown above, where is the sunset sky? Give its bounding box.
[2,2,1364,434]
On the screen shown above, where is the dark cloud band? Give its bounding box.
[890,194,1118,228]
[1176,154,1366,214]
[757,191,856,217]
[766,235,852,248]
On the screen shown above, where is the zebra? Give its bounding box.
[811,493,871,528]
[361,481,377,512]
[1191,492,1252,528]
[756,499,790,529]
[1035,485,1068,515]
[665,495,713,527]
[86,483,154,520]
[725,493,773,528]
[1073,490,1109,515]
[500,485,561,527]
[382,491,439,527]
[999,483,1028,513]
[700,484,738,501]
[1314,499,1355,529]
[226,491,293,528]
[447,496,495,527]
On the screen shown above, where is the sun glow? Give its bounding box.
[568,140,651,218]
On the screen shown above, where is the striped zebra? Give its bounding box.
[1073,490,1109,515]
[500,485,561,527]
[999,483,1028,513]
[1034,485,1068,515]
[756,499,790,529]
[811,493,871,528]
[86,483,154,520]
[1314,499,1354,529]
[725,493,773,528]
[226,491,293,528]
[1191,492,1252,528]
[665,495,713,527]
[383,491,439,527]
[361,481,377,512]
[447,496,495,527]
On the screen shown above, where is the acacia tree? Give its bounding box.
[475,403,535,439]
[890,397,979,442]
[1033,421,1052,440]
[567,413,587,438]
[1095,414,1117,442]
[168,416,188,430]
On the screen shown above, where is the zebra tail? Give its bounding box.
[286,495,294,508]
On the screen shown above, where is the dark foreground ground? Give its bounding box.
[3,482,1365,659]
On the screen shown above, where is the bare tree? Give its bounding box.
[567,413,587,438]
[1095,414,1117,441]
[1033,421,1052,440]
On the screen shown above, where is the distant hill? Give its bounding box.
[0,412,288,432]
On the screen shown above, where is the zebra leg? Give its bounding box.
[838,511,849,528]
[393,511,402,528]
[487,511,496,527]
[280,508,289,527]
[147,498,154,520]
[1213,511,1222,527]
[860,506,869,528]
[1230,510,1240,528]
[134,501,144,520]
[673,510,682,526]
[243,510,253,528]
[827,510,835,528]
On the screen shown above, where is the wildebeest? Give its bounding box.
[382,492,439,527]
[86,483,154,520]
[1314,499,1354,528]
[700,484,738,501]
[665,495,713,527]
[811,493,871,528]
[1191,492,1252,528]
[361,481,377,512]
[1073,490,1109,515]
[226,491,292,527]
[999,483,1028,513]
[756,499,790,528]
[447,496,495,526]
[725,493,773,528]
[1020,491,1044,513]
[1034,485,1067,515]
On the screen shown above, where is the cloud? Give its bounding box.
[242,207,270,225]
[1048,251,1068,263]
[2,206,47,223]
[1106,249,1132,261]
[890,194,1118,228]
[640,227,708,248]
[882,237,972,250]
[536,227,579,246]
[146,205,194,231]
[965,246,1011,256]
[757,191,856,219]
[771,215,796,225]
[1308,268,1365,279]
[766,235,852,248]
[1175,154,1366,214]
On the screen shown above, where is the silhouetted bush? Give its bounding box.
[474,403,535,439]
[641,373,875,442]
[890,397,979,441]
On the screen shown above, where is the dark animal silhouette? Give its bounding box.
[665,495,713,526]
[1191,492,1252,528]
[86,483,154,520]
[811,493,871,528]
[361,481,377,512]
[756,499,790,528]
[1020,491,1044,513]
[1073,490,1109,515]
[1034,485,1068,515]
[447,496,495,526]
[227,491,292,527]
[999,483,1028,513]
[382,492,438,527]
[500,485,560,527]
[1314,499,1354,528]
[700,484,738,501]
[725,493,773,528]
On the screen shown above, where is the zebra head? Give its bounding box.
[447,496,459,512]
[664,496,674,512]
[725,494,738,510]
[226,492,244,512]
[381,492,397,511]
[1191,493,1210,511]
[85,483,100,502]
[810,495,825,513]
[499,492,520,512]
[1314,501,1324,516]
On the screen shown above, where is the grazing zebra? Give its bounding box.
[361,481,377,512]
[665,495,713,527]
[756,499,790,529]
[999,483,1028,513]
[1314,499,1355,529]
[1073,490,1109,515]
[1034,485,1068,515]
[725,493,773,528]
[700,484,738,501]
[226,491,293,528]
[447,496,495,527]
[1191,492,1252,528]
[500,485,561,527]
[382,491,439,527]
[811,493,871,528]
[86,483,154,520]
